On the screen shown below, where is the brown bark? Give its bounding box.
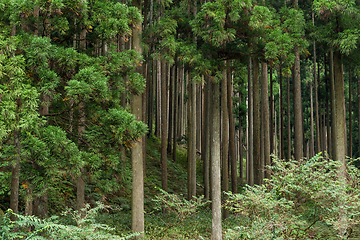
[247,57,254,185]
[131,0,144,235]
[203,77,211,200]
[348,69,352,158]
[161,60,168,193]
[187,77,196,199]
[294,45,303,160]
[261,62,270,179]
[221,68,229,219]
[270,68,274,155]
[227,63,237,193]
[253,57,261,185]
[210,78,222,240]
[279,67,285,159]
[287,74,291,160]
[310,81,315,157]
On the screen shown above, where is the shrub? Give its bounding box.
[225,154,360,239]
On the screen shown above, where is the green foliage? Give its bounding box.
[0,203,138,239]
[226,154,360,239]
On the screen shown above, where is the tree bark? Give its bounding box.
[348,68,352,158]
[247,57,253,186]
[261,62,270,179]
[210,78,222,240]
[221,68,229,219]
[227,62,237,193]
[253,57,261,185]
[287,74,291,160]
[203,76,211,200]
[310,81,315,158]
[187,76,196,199]
[131,0,144,235]
[294,45,303,161]
[279,67,285,159]
[161,60,168,194]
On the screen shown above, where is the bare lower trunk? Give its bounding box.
[221,69,229,219]
[294,45,303,160]
[210,78,222,240]
[261,62,270,179]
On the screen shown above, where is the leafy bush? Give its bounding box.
[225,154,360,239]
[0,203,137,240]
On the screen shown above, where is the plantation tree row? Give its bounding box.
[1,0,360,238]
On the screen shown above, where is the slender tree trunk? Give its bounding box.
[221,68,229,219]
[161,60,168,194]
[261,62,270,179]
[247,57,253,185]
[330,50,336,159]
[173,64,178,162]
[203,77,211,200]
[253,57,261,185]
[187,77,196,199]
[310,81,315,157]
[279,67,285,159]
[348,69,352,158]
[167,66,173,153]
[131,0,144,235]
[294,45,303,160]
[287,74,291,160]
[210,78,222,240]
[270,68,274,155]
[227,62,237,193]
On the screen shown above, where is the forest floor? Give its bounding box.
[95,136,360,239]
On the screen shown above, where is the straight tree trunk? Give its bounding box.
[227,63,237,193]
[203,77,211,200]
[221,68,229,219]
[330,50,336,159]
[313,11,320,155]
[161,60,168,194]
[348,69,352,158]
[310,81,315,157]
[294,45,303,161]
[270,68,274,155]
[173,64,178,162]
[131,0,144,235]
[187,77,196,199]
[210,78,222,240]
[247,57,254,185]
[287,74,291,160]
[333,50,347,238]
[261,62,270,179]
[253,57,261,185]
[279,67,285,159]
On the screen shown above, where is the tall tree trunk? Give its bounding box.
[313,11,320,155]
[131,0,144,235]
[270,68,274,155]
[294,45,303,161]
[172,64,178,162]
[261,62,270,179]
[210,77,222,240]
[187,77,196,199]
[227,62,237,193]
[253,57,261,185]
[161,60,168,194]
[310,81,315,157]
[279,67,285,159]
[287,74,291,160]
[221,68,229,219]
[330,50,336,159]
[333,50,347,238]
[76,11,87,211]
[247,57,253,185]
[348,68,352,158]
[203,77,211,200]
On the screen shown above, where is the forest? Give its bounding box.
[1,0,360,239]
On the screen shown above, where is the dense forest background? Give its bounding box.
[2,0,360,239]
